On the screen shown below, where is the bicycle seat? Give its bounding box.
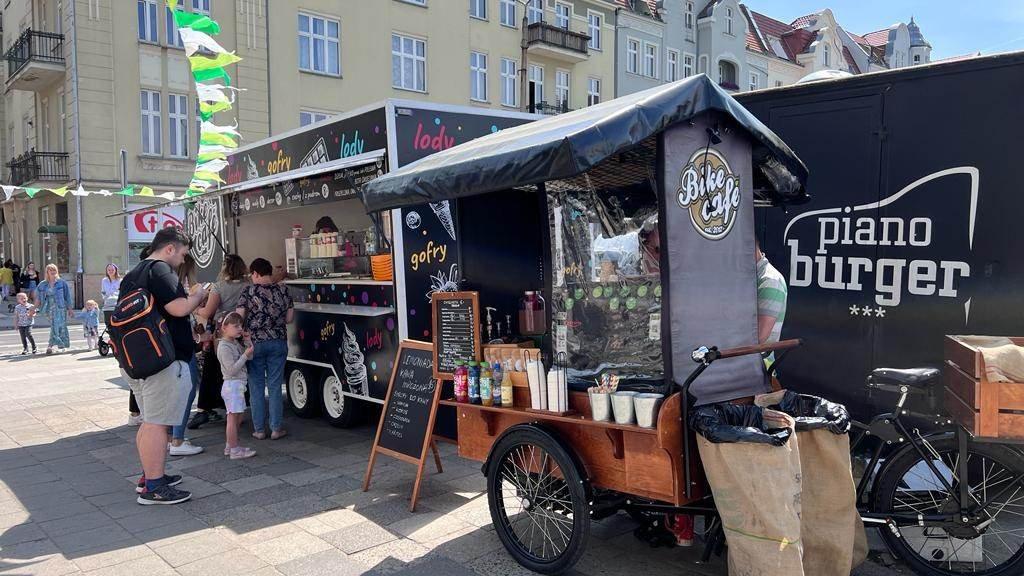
[868,367,941,389]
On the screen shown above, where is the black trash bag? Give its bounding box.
[761,390,850,435]
[689,403,792,446]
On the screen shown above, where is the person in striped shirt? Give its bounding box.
[756,241,788,344]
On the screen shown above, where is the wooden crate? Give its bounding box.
[943,335,1024,440]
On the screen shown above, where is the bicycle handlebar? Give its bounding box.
[691,338,803,364]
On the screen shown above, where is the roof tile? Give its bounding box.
[862,28,893,47]
[842,46,860,73]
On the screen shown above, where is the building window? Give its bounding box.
[667,49,679,81]
[529,64,543,107]
[587,77,600,106]
[718,60,737,86]
[300,110,331,126]
[775,80,782,87]
[588,12,602,50]
[683,53,694,77]
[298,13,341,76]
[643,42,658,78]
[685,1,693,29]
[470,51,488,102]
[626,39,639,74]
[914,54,921,63]
[191,0,211,15]
[392,34,426,91]
[749,72,758,91]
[141,90,161,156]
[527,0,543,24]
[725,7,733,35]
[555,70,570,109]
[195,98,202,152]
[555,3,570,29]
[58,89,66,152]
[168,93,188,158]
[698,54,708,74]
[501,58,517,107]
[823,43,830,67]
[137,0,158,43]
[165,5,184,48]
[500,0,516,27]
[470,0,486,20]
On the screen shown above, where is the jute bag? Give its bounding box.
[695,408,804,576]
[756,391,867,575]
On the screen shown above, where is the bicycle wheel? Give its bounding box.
[486,427,589,575]
[872,436,1024,575]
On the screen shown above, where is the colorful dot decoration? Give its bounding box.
[423,330,430,337]
[374,125,381,134]
[361,292,369,304]
[490,125,498,133]
[298,329,305,340]
[434,117,441,125]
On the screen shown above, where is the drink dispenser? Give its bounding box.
[518,291,547,336]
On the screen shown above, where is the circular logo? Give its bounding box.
[676,148,741,241]
[275,191,282,206]
[321,183,330,199]
[185,198,219,269]
[258,195,266,209]
[405,211,422,230]
[244,197,251,211]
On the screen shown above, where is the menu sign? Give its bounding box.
[233,158,386,216]
[363,340,444,512]
[431,292,481,380]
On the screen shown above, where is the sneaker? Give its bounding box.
[127,414,144,427]
[137,484,191,506]
[136,474,182,494]
[229,446,256,460]
[270,429,288,441]
[31,348,37,354]
[168,440,204,456]
[21,349,28,355]
[187,410,210,430]
[46,347,54,355]
[224,444,231,456]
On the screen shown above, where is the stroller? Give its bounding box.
[97,292,117,357]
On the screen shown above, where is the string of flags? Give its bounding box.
[0,1,238,204]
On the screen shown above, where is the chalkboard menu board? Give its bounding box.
[431,292,481,380]
[363,340,444,512]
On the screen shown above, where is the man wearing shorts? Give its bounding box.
[119,228,207,505]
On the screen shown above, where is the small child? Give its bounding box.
[14,292,37,355]
[217,313,256,459]
[76,300,100,350]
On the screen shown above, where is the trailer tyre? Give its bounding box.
[486,427,589,575]
[286,365,320,418]
[321,372,357,428]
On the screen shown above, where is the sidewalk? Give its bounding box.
[0,299,85,330]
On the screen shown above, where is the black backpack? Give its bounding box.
[109,260,176,379]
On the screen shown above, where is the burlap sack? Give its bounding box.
[696,411,804,576]
[796,428,867,575]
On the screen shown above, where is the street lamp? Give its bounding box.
[516,0,531,113]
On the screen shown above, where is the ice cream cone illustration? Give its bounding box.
[341,323,368,396]
[429,201,456,241]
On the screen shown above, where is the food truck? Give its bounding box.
[193,101,535,427]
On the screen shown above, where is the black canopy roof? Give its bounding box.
[361,75,808,213]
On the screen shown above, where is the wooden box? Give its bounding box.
[943,335,1024,440]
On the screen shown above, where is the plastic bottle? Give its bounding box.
[500,364,513,408]
[491,362,504,407]
[453,361,469,403]
[480,362,493,407]
[468,361,481,405]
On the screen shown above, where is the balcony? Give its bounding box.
[526,21,590,63]
[532,100,574,116]
[6,150,70,186]
[6,29,66,92]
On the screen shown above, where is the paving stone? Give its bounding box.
[70,539,154,572]
[217,520,301,547]
[238,484,306,507]
[263,494,339,522]
[176,546,269,576]
[303,475,362,499]
[347,537,430,572]
[181,459,259,483]
[288,507,364,536]
[200,503,280,532]
[430,525,504,564]
[48,522,132,554]
[80,553,177,576]
[152,530,239,567]
[351,497,417,527]
[277,467,338,487]
[114,505,194,533]
[131,519,213,548]
[246,530,333,565]
[222,474,284,495]
[0,521,48,546]
[0,537,62,566]
[276,548,366,576]
[178,491,249,516]
[388,511,474,544]
[247,458,316,478]
[321,520,397,554]
[388,556,482,576]
[38,511,118,537]
[0,553,81,576]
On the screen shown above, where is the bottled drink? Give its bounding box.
[491,362,504,407]
[453,361,469,403]
[480,362,493,407]
[468,361,481,405]
[500,365,513,408]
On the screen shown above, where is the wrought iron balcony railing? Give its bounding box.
[6,150,70,186]
[6,29,65,80]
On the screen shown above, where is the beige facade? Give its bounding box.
[0,0,614,303]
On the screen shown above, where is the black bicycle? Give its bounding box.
[852,366,1024,575]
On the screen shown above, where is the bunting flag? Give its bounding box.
[0,2,238,204]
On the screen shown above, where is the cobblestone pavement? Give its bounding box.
[0,340,907,575]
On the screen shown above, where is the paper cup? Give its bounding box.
[588,389,612,422]
[611,391,638,425]
[633,393,664,428]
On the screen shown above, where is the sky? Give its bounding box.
[741,0,1024,60]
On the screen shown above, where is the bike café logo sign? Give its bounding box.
[127,205,184,242]
[783,167,978,322]
[676,148,741,241]
[185,198,220,269]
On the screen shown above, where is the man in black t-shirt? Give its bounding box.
[119,227,207,505]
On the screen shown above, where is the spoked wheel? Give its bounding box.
[486,427,589,575]
[873,436,1024,575]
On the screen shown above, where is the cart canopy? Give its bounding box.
[361,75,808,213]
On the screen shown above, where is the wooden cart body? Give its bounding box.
[441,388,707,507]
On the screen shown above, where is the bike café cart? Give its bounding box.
[360,75,811,574]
